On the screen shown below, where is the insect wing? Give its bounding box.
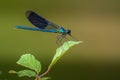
[26,11,59,30]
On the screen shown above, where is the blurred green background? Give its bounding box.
[0,0,120,80]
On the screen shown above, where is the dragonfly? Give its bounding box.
[16,10,75,45]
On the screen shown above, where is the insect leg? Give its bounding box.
[56,35,62,46]
[69,34,78,41]
[56,34,66,46]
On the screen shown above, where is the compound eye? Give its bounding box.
[67,30,71,35]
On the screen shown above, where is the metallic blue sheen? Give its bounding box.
[16,10,72,35]
[16,11,73,45]
[16,26,58,33]
[59,27,66,33]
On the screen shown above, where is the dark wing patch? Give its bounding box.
[26,11,48,29]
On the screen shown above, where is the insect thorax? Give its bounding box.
[58,27,67,34]
[58,27,71,35]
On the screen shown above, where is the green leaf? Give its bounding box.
[41,77,51,80]
[8,70,36,77]
[8,70,17,74]
[49,41,83,68]
[17,54,41,74]
[17,69,37,77]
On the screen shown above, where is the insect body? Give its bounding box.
[16,11,73,45]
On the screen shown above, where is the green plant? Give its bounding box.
[9,41,82,80]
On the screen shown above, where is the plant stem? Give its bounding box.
[35,75,40,80]
[40,67,51,78]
